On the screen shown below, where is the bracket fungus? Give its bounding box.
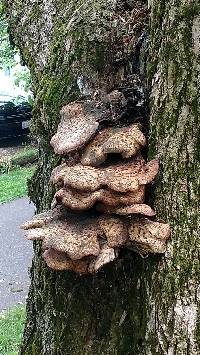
[21,94,171,274]
[88,245,118,273]
[128,218,171,254]
[53,186,145,211]
[96,203,156,217]
[43,249,90,274]
[24,213,101,260]
[51,155,159,193]
[50,101,100,154]
[22,210,170,272]
[98,216,128,247]
[81,123,146,166]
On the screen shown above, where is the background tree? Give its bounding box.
[4,0,200,354]
[0,0,31,97]
[0,0,15,69]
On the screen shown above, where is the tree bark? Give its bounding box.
[4,0,200,354]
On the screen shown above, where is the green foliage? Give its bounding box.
[0,165,36,202]
[14,69,32,93]
[0,1,16,69]
[0,0,32,94]
[0,305,26,355]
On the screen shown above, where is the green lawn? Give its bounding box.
[0,305,26,355]
[0,166,35,203]
[0,147,38,173]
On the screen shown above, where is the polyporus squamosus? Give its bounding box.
[21,210,171,274]
[51,155,159,193]
[23,214,101,260]
[88,245,118,273]
[98,215,128,247]
[22,93,171,274]
[96,203,156,217]
[128,218,171,254]
[43,249,90,274]
[21,206,66,230]
[51,164,100,191]
[100,157,159,193]
[53,186,145,211]
[21,210,119,274]
[50,101,101,154]
[81,124,146,166]
[44,245,117,274]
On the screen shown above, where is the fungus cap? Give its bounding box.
[50,102,99,154]
[97,203,156,217]
[88,244,117,273]
[52,156,159,193]
[98,215,128,247]
[81,124,146,166]
[98,157,159,192]
[24,214,101,260]
[54,186,145,210]
[128,218,171,254]
[43,249,89,274]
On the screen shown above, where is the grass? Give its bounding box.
[0,305,26,355]
[0,147,38,173]
[0,166,36,203]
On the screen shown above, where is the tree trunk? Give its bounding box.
[4,0,199,354]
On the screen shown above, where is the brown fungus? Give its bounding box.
[53,186,145,211]
[21,93,171,275]
[51,155,159,193]
[44,246,117,274]
[99,157,159,192]
[98,215,128,247]
[88,244,117,273]
[22,211,171,273]
[43,249,89,274]
[50,163,69,187]
[21,206,67,230]
[128,218,171,254]
[50,102,101,154]
[23,214,101,260]
[81,124,146,166]
[81,128,113,166]
[97,203,156,217]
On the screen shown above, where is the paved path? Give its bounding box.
[0,197,35,311]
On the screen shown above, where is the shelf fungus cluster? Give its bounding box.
[21,95,171,274]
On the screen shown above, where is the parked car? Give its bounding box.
[0,99,32,140]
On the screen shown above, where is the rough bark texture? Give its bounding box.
[4,0,200,354]
[146,1,200,353]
